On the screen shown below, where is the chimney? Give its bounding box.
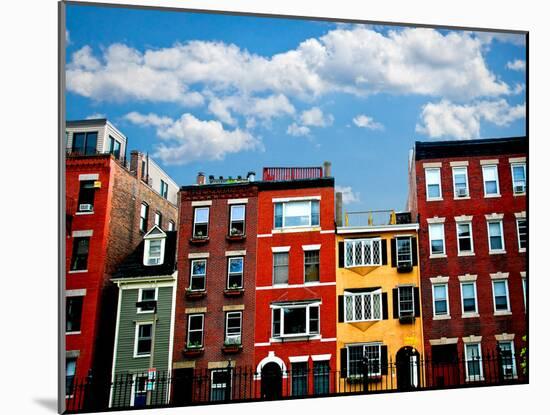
[129,151,141,178]
[335,191,343,227]
[247,171,256,182]
[323,161,332,177]
[196,172,206,185]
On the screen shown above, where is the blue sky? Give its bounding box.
[65,4,526,211]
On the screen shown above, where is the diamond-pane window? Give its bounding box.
[344,290,383,322]
[344,238,382,267]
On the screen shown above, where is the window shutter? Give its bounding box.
[340,348,348,378]
[338,241,345,268]
[390,238,397,267]
[392,288,399,319]
[412,237,418,266]
[338,295,345,323]
[380,345,388,375]
[414,287,421,317]
[381,239,388,265]
[382,293,388,319]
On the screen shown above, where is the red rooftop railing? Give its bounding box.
[262,167,323,181]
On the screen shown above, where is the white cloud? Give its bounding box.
[286,123,310,137]
[65,30,71,45]
[352,114,384,130]
[124,112,260,165]
[208,94,295,126]
[506,59,526,71]
[475,32,526,47]
[85,113,105,119]
[416,99,526,140]
[300,107,333,127]
[335,185,360,204]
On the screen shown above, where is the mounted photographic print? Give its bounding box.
[60,1,528,413]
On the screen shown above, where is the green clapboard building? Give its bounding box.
[109,226,178,409]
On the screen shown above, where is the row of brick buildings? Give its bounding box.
[64,119,527,411]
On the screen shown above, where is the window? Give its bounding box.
[134,323,152,357]
[511,163,526,194]
[398,286,414,318]
[72,131,98,155]
[225,257,244,289]
[154,211,162,228]
[452,167,469,198]
[517,219,527,251]
[137,288,156,313]
[348,344,381,377]
[77,181,95,212]
[187,314,204,348]
[432,284,449,316]
[428,223,445,256]
[425,168,442,200]
[482,165,500,196]
[160,179,168,199]
[457,222,474,254]
[396,236,412,267]
[145,239,162,265]
[273,252,289,285]
[522,277,527,310]
[225,311,242,345]
[70,237,90,271]
[108,136,121,159]
[229,205,246,236]
[487,220,505,252]
[272,302,320,338]
[499,341,517,379]
[210,369,231,401]
[168,220,175,231]
[304,250,320,283]
[291,362,308,396]
[66,296,83,332]
[193,207,209,238]
[141,160,147,179]
[66,358,77,396]
[140,203,149,232]
[460,282,478,314]
[190,259,207,291]
[313,361,330,395]
[344,238,382,267]
[492,280,510,312]
[344,290,382,322]
[274,200,320,228]
[465,343,483,381]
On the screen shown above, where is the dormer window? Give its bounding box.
[143,226,167,266]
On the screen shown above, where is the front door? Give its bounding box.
[396,347,420,391]
[261,363,282,400]
[172,368,194,406]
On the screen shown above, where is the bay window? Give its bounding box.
[274,199,320,228]
[344,238,382,267]
[272,302,320,338]
[344,290,382,322]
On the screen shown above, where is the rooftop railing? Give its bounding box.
[344,210,412,227]
[65,148,129,168]
[262,167,323,181]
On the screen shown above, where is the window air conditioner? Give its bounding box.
[148,257,160,265]
[456,188,467,197]
[79,204,93,212]
[515,185,525,193]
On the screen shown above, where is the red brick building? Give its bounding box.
[253,166,337,399]
[64,119,178,408]
[172,172,258,404]
[407,137,527,385]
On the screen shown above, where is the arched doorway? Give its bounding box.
[261,362,282,400]
[396,346,420,391]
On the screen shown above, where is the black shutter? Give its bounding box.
[414,287,421,317]
[392,288,399,319]
[382,293,388,319]
[340,348,348,378]
[390,238,397,267]
[338,295,344,323]
[380,345,388,375]
[412,237,418,266]
[338,241,345,268]
[381,239,388,265]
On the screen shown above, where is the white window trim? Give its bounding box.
[187,314,205,348]
[129,374,148,407]
[303,249,320,284]
[344,238,383,267]
[143,238,166,266]
[452,166,470,199]
[137,287,158,314]
[227,256,244,289]
[396,236,413,267]
[288,355,310,363]
[464,343,484,381]
[347,343,382,378]
[191,200,212,207]
[456,221,475,256]
[522,275,527,311]
[228,198,248,205]
[271,302,321,339]
[425,167,442,201]
[229,204,246,235]
[460,281,479,317]
[302,244,321,251]
[78,173,99,181]
[482,165,501,198]
[492,279,511,315]
[272,246,291,253]
[272,251,289,286]
[272,196,321,203]
[193,206,210,237]
[432,283,450,319]
[274,199,320,229]
[133,322,153,358]
[516,218,527,253]
[343,290,383,322]
[510,163,526,195]
[428,223,446,258]
[190,259,207,291]
[487,220,506,254]
[397,286,415,318]
[225,311,243,344]
[498,340,518,379]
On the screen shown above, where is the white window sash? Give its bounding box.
[492,280,511,312]
[344,238,382,267]
[456,222,474,253]
[460,282,478,314]
[482,165,500,195]
[272,303,320,338]
[187,314,204,347]
[344,291,382,322]
[452,167,469,197]
[432,284,449,316]
[429,223,446,255]
[487,220,505,252]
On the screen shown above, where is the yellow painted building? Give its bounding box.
[336,211,424,392]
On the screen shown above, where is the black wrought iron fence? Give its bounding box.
[65,350,526,413]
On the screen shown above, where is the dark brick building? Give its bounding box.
[407,137,527,385]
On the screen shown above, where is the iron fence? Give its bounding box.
[65,349,526,413]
